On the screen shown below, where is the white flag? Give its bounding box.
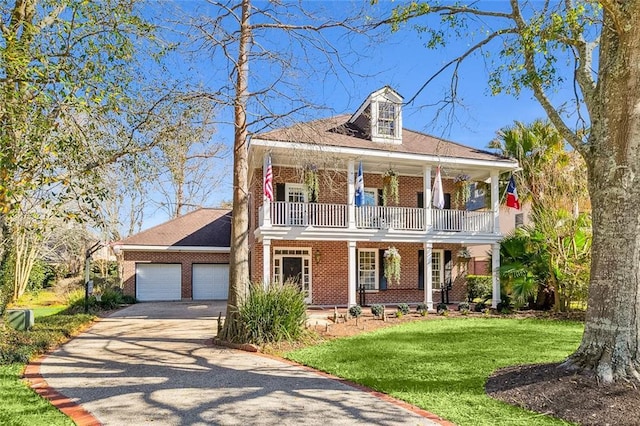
[432,166,445,209]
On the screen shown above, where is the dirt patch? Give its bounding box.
[486,362,640,426]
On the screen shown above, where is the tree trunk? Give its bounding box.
[564,4,640,383]
[219,0,251,342]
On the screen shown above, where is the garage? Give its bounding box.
[192,264,229,300]
[136,264,182,301]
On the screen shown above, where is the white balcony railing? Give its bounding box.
[271,202,348,227]
[432,209,494,233]
[355,205,424,230]
[266,202,494,233]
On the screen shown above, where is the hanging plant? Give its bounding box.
[454,173,472,207]
[303,164,319,200]
[384,246,401,286]
[382,169,399,205]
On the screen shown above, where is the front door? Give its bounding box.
[274,248,312,303]
[286,184,307,225]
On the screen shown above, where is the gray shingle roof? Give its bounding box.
[118,208,231,247]
[254,114,511,163]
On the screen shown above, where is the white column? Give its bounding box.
[263,154,272,227]
[347,160,356,229]
[263,239,271,289]
[425,242,433,310]
[348,241,357,306]
[423,165,432,231]
[491,243,500,308]
[490,170,500,234]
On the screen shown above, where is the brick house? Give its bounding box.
[114,208,231,301]
[248,87,518,309]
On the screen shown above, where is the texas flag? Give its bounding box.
[506,175,520,210]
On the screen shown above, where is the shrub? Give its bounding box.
[396,311,403,319]
[121,294,137,304]
[238,282,306,344]
[397,303,410,315]
[97,288,124,309]
[348,305,363,318]
[416,303,428,314]
[371,304,385,318]
[466,275,492,301]
[457,302,470,311]
[474,301,486,312]
[436,303,448,315]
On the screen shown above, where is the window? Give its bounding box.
[358,249,378,290]
[417,249,444,290]
[377,102,396,136]
[515,213,524,228]
[432,251,443,290]
[363,188,377,206]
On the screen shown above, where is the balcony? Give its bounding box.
[262,202,495,233]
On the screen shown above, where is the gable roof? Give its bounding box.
[117,208,232,248]
[252,114,510,163]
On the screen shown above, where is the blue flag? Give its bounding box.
[355,161,364,206]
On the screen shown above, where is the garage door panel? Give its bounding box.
[136,264,181,301]
[193,264,229,300]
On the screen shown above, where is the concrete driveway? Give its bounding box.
[38,302,442,425]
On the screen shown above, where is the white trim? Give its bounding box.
[431,249,444,290]
[273,246,312,303]
[348,241,357,306]
[250,138,519,170]
[115,245,230,253]
[357,248,379,291]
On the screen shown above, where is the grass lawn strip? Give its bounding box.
[1,313,96,425]
[287,317,583,426]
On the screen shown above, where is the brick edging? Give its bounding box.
[253,351,457,426]
[22,316,105,426]
[23,357,102,426]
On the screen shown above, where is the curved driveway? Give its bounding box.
[39,302,441,425]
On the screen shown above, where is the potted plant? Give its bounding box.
[303,163,319,201]
[382,169,399,205]
[383,246,401,286]
[454,173,472,207]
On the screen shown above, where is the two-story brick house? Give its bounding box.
[248,87,518,309]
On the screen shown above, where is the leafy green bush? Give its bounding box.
[416,303,428,314]
[97,288,125,309]
[437,303,448,315]
[238,282,307,344]
[348,305,362,318]
[122,294,137,304]
[466,275,492,301]
[371,304,385,318]
[457,302,470,311]
[474,301,487,312]
[397,303,410,315]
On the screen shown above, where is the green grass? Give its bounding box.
[1,310,95,425]
[0,364,73,426]
[287,317,583,426]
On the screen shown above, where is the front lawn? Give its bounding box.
[288,317,583,426]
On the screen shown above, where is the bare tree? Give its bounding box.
[175,0,378,341]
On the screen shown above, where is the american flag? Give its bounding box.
[264,155,273,202]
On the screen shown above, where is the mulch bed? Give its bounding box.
[486,362,640,426]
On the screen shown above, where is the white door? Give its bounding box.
[136,264,181,301]
[286,184,308,225]
[192,264,229,300]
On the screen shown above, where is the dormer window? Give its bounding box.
[348,86,403,144]
[378,102,396,137]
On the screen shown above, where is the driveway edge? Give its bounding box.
[23,357,102,426]
[253,351,456,426]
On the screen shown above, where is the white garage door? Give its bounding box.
[192,264,229,300]
[136,264,182,301]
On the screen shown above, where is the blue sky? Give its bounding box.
[138,0,569,230]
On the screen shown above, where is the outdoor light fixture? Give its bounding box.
[314,249,321,263]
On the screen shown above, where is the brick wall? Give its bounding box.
[122,251,230,300]
[249,239,467,306]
